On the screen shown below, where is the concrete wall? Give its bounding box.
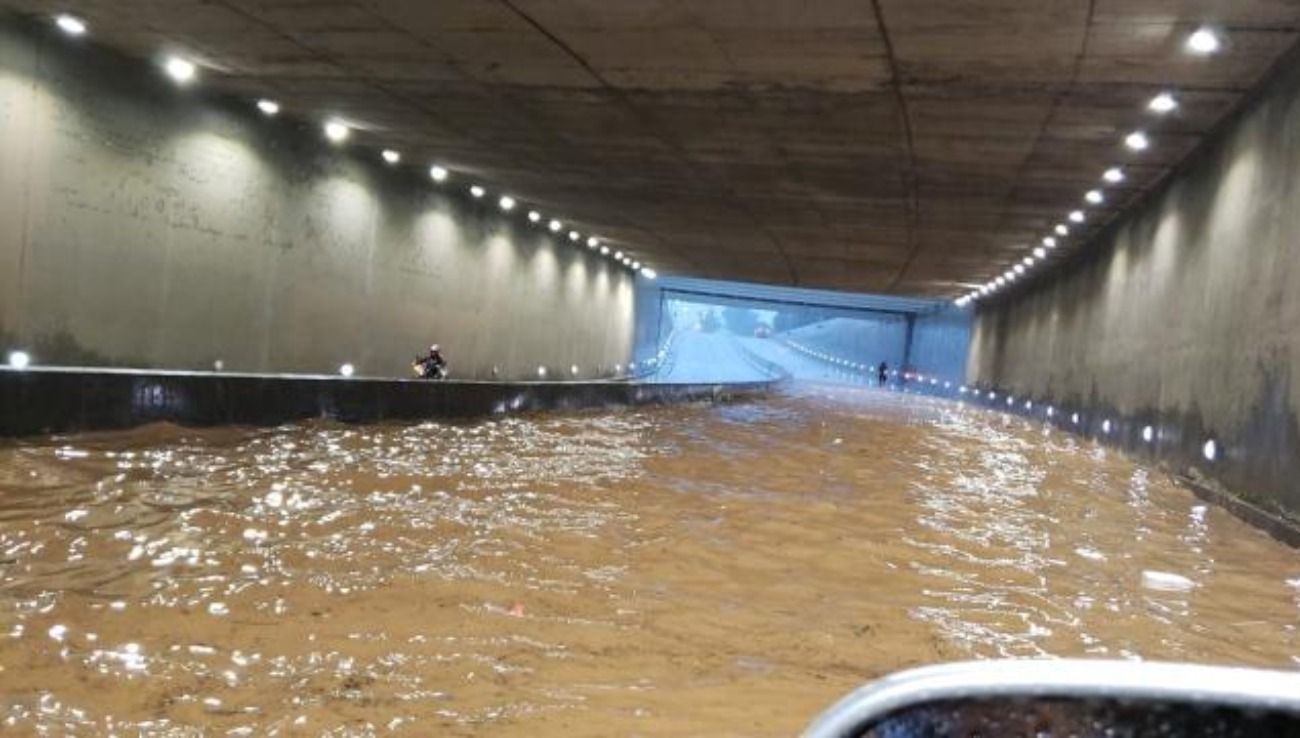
[910,309,971,385]
[0,20,635,380]
[969,47,1300,514]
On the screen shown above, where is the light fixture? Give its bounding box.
[1068,210,1085,223]
[213,359,224,372]
[256,99,280,116]
[1142,425,1155,443]
[1033,247,1047,259]
[1014,264,1025,274]
[1148,92,1179,114]
[587,236,599,248]
[1071,412,1081,424]
[569,231,580,242]
[499,195,516,211]
[1187,28,1222,55]
[1102,419,1112,434]
[382,149,401,165]
[1055,224,1069,236]
[979,286,989,295]
[55,14,87,36]
[528,210,541,223]
[1103,167,1125,183]
[1003,270,1015,281]
[537,366,548,378]
[632,261,641,269]
[1125,131,1150,151]
[1043,237,1057,248]
[430,165,448,182]
[614,250,624,260]
[1046,406,1055,418]
[549,219,562,232]
[1085,190,1104,204]
[599,245,610,255]
[1202,438,1218,461]
[164,56,197,84]
[324,120,350,143]
[469,185,485,199]
[642,268,657,279]
[995,276,1006,286]
[570,365,579,376]
[338,363,355,377]
[7,350,31,370]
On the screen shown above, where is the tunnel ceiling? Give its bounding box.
[6,1,1300,296]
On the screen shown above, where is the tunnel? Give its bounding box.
[1,2,1300,735]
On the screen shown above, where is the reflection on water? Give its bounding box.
[0,386,1297,735]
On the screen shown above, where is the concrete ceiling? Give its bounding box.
[5,1,1300,296]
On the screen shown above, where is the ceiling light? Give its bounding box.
[499,195,516,211]
[587,236,599,248]
[1125,131,1150,151]
[381,149,401,164]
[1004,271,1016,281]
[1103,167,1125,183]
[1187,28,1222,55]
[1085,189,1104,204]
[979,286,989,295]
[55,14,87,36]
[995,276,1006,286]
[1068,210,1085,223]
[164,56,197,84]
[569,231,580,241]
[1055,224,1069,236]
[1148,92,1179,114]
[469,185,485,199]
[430,165,448,182]
[528,210,541,223]
[1033,247,1047,258]
[632,261,641,269]
[256,99,280,116]
[600,245,610,255]
[614,251,624,260]
[324,120,349,143]
[549,219,562,232]
[1014,264,1025,274]
[1043,236,1057,248]
[641,268,657,279]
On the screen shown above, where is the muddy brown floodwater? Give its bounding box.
[1,385,1298,736]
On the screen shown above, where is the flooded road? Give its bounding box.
[1,385,1297,736]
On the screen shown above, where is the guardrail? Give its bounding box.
[0,366,780,437]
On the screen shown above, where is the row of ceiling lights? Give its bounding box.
[954,27,1224,308]
[51,13,657,281]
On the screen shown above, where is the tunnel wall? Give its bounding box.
[0,19,635,381]
[969,45,1300,515]
[909,309,971,385]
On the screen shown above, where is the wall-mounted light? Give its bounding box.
[324,120,350,143]
[1202,438,1218,461]
[338,363,355,377]
[537,366,548,378]
[7,350,31,370]
[164,56,197,85]
[1148,92,1178,114]
[1142,425,1155,443]
[55,14,87,36]
[1102,419,1112,434]
[1125,131,1150,151]
[1187,28,1222,55]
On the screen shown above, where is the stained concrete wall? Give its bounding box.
[0,20,635,380]
[969,46,1300,515]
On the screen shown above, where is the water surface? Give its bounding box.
[1,386,1297,735]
